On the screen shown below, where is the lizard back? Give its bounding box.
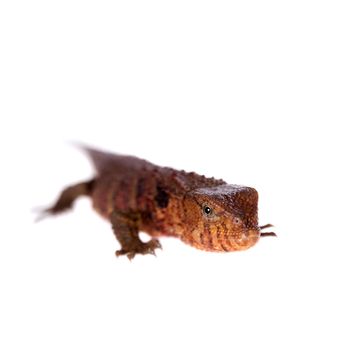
[84,147,226,238]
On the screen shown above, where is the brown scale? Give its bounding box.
[40,146,276,259]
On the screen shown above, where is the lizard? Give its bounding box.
[40,147,275,259]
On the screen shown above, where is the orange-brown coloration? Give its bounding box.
[42,147,274,259]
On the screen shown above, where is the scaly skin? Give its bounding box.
[42,147,274,259]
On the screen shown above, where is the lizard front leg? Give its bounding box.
[110,211,162,260]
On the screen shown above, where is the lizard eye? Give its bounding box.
[203,205,213,216]
[234,217,242,224]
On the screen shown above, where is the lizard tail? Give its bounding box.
[72,142,155,175]
[73,143,121,175]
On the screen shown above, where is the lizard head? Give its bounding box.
[182,184,261,252]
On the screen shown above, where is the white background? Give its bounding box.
[1,1,349,349]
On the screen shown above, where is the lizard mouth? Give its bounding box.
[259,224,277,237]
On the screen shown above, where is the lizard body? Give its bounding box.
[43,147,274,259]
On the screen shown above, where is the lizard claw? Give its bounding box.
[143,239,162,256]
[260,223,277,237]
[260,223,274,230]
[126,252,136,260]
[115,239,162,260]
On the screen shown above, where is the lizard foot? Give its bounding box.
[115,239,162,260]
